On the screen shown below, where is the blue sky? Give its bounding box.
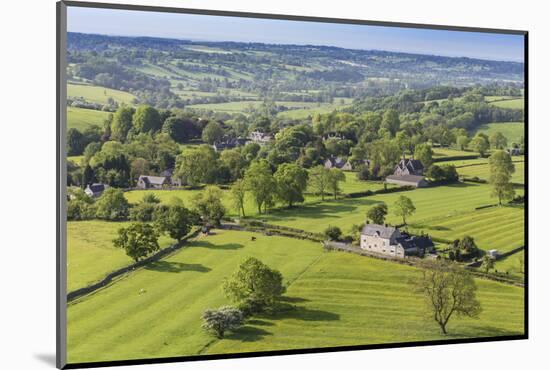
[67,7,524,62]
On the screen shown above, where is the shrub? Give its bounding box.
[324,226,342,241]
[129,202,157,222]
[201,306,244,338]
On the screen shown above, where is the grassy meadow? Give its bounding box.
[489,98,524,110]
[475,122,524,144]
[67,220,175,292]
[67,229,524,363]
[67,107,111,131]
[258,182,524,252]
[68,83,136,105]
[439,157,525,184]
[492,250,525,277]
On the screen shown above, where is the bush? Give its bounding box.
[95,188,130,221]
[201,306,244,338]
[324,226,342,241]
[129,202,157,222]
[67,199,96,220]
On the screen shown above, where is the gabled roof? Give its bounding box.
[397,158,424,172]
[396,235,434,250]
[159,168,174,177]
[361,224,399,239]
[386,174,426,184]
[138,175,168,185]
[325,156,346,168]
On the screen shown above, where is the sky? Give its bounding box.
[67,7,524,62]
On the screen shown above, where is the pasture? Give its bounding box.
[438,157,525,184]
[67,220,175,291]
[68,83,136,105]
[258,183,525,252]
[67,107,111,131]
[67,229,524,363]
[475,122,525,144]
[493,250,525,277]
[432,147,478,159]
[489,98,524,110]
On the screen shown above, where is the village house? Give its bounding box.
[342,159,370,171]
[212,137,247,152]
[248,131,273,145]
[360,223,435,258]
[84,183,108,198]
[507,148,522,156]
[137,175,169,189]
[394,158,424,176]
[159,168,182,187]
[324,156,347,169]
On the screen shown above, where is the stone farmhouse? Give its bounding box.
[386,158,428,188]
[360,223,435,258]
[212,137,247,152]
[248,131,273,145]
[137,175,170,189]
[324,156,347,169]
[84,183,108,198]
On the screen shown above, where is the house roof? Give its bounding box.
[396,235,434,250]
[86,183,107,195]
[139,175,168,185]
[361,224,399,238]
[386,174,426,184]
[326,156,346,168]
[397,158,424,172]
[159,168,174,177]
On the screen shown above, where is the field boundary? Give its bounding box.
[67,228,201,302]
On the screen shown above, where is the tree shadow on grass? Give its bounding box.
[409,223,451,232]
[225,325,273,342]
[263,201,365,223]
[144,260,211,273]
[443,325,522,340]
[191,241,244,250]
[246,319,275,327]
[258,301,340,322]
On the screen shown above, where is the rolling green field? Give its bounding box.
[67,221,175,292]
[258,183,524,252]
[493,250,525,277]
[68,83,136,105]
[438,157,525,184]
[489,98,524,110]
[67,107,111,131]
[475,122,525,144]
[432,147,478,159]
[67,229,524,363]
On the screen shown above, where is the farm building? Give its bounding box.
[324,156,347,169]
[137,175,169,189]
[394,158,424,176]
[507,148,522,156]
[386,174,429,188]
[212,137,247,151]
[360,223,435,258]
[159,168,182,187]
[84,183,108,198]
[248,131,273,145]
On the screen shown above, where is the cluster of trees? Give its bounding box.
[447,236,482,262]
[202,257,285,338]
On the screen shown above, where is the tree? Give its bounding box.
[201,121,224,145]
[309,165,330,200]
[110,106,134,142]
[381,109,401,137]
[414,144,434,169]
[481,254,495,274]
[327,168,346,199]
[230,179,247,218]
[175,145,220,186]
[244,160,276,214]
[414,260,481,334]
[458,235,479,256]
[133,105,161,133]
[456,135,470,151]
[223,257,286,312]
[489,132,508,150]
[113,223,160,262]
[393,195,416,225]
[470,134,490,156]
[220,149,247,181]
[67,128,85,156]
[191,186,226,226]
[155,205,194,242]
[324,226,342,241]
[489,150,515,205]
[274,163,309,207]
[201,306,244,338]
[366,203,388,225]
[95,188,130,220]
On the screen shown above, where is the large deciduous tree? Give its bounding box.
[110,106,135,142]
[94,188,130,221]
[230,179,247,218]
[201,306,244,338]
[132,105,161,134]
[327,168,346,199]
[309,165,330,200]
[201,121,224,145]
[274,163,309,207]
[489,150,516,205]
[244,160,276,214]
[191,185,226,226]
[393,195,416,225]
[155,205,194,242]
[366,203,388,225]
[414,260,481,334]
[113,223,160,262]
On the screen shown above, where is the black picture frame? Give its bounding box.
[57,1,528,368]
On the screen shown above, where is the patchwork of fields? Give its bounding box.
[475,122,525,144]
[67,230,524,363]
[68,83,136,105]
[439,157,525,184]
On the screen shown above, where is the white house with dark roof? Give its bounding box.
[84,183,108,198]
[360,223,435,258]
